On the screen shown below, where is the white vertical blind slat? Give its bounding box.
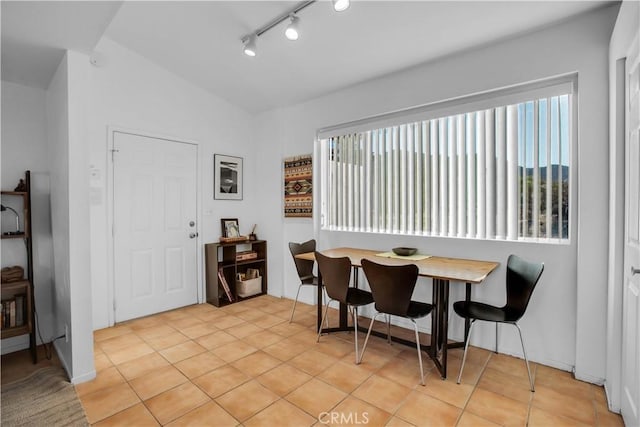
[423,122,430,233]
[439,118,448,235]
[495,107,506,239]
[477,111,486,239]
[485,109,496,239]
[506,105,519,240]
[457,114,466,237]
[407,124,415,234]
[431,121,440,235]
[449,117,458,237]
[399,125,407,233]
[414,124,423,233]
[467,113,477,238]
[533,101,540,238]
[546,98,552,238]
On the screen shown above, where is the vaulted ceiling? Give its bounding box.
[2,1,616,113]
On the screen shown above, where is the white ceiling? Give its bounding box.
[2,1,616,114]
[1,1,122,89]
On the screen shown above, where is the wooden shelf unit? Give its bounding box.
[205,240,267,307]
[1,171,37,363]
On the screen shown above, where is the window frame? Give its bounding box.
[317,74,577,244]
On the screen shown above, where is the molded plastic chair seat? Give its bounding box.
[346,287,375,306]
[453,301,521,323]
[406,301,433,319]
[315,251,374,364]
[359,258,433,386]
[454,254,544,392]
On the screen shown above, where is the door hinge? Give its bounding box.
[111,148,120,162]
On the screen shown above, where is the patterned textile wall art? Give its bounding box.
[284,155,313,218]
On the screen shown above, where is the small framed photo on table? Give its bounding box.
[221,218,240,238]
[214,154,243,200]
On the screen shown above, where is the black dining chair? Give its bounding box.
[454,254,544,391]
[315,251,374,364]
[288,240,327,324]
[359,259,433,386]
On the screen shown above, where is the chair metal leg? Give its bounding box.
[358,312,383,364]
[495,322,499,353]
[289,284,303,323]
[411,319,425,386]
[322,288,329,329]
[514,323,535,392]
[317,298,333,342]
[457,319,476,384]
[352,306,359,364]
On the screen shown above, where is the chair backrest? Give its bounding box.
[315,251,351,304]
[289,240,316,280]
[361,259,419,317]
[505,254,544,321]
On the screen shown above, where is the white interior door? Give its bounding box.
[622,35,640,427]
[113,131,198,322]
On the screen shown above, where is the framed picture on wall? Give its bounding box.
[214,154,243,200]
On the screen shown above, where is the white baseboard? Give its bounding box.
[71,368,96,384]
[604,382,622,413]
[574,369,605,386]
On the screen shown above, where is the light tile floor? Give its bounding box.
[78,295,624,426]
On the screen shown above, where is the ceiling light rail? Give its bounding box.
[241,0,349,56]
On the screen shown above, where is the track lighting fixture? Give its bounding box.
[285,15,300,41]
[241,0,350,57]
[332,0,350,12]
[242,35,257,57]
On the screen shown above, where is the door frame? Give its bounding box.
[606,3,639,411]
[106,126,203,327]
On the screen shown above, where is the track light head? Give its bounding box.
[242,35,257,57]
[332,0,350,12]
[285,15,300,41]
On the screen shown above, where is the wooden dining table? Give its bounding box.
[295,247,500,379]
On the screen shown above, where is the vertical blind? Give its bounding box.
[320,94,571,242]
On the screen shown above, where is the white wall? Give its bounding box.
[1,81,55,354]
[606,0,640,411]
[46,54,73,373]
[67,50,95,383]
[255,6,618,381]
[87,38,255,329]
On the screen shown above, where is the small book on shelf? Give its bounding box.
[217,268,235,303]
[15,294,25,326]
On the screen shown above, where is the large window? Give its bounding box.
[320,79,573,242]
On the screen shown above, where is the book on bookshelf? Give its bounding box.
[15,294,25,326]
[217,268,235,303]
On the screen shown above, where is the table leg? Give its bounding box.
[317,269,323,331]
[430,278,450,379]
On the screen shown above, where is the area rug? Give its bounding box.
[284,154,313,218]
[1,366,88,426]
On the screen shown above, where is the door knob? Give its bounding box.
[632,266,640,276]
[189,232,198,239]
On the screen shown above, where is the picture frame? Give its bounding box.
[214,154,243,200]
[221,218,241,238]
